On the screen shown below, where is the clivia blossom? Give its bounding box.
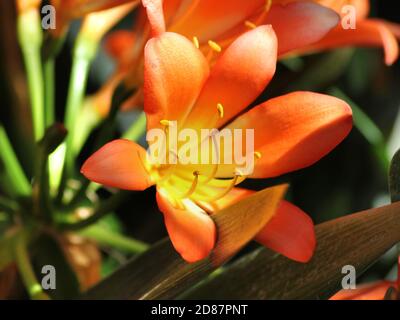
[95,0,400,117]
[92,0,341,115]
[295,0,400,65]
[81,17,353,263]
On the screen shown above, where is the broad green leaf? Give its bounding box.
[83,185,287,299]
[183,202,400,299]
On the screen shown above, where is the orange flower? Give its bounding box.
[94,0,340,115]
[49,0,139,37]
[296,0,400,65]
[81,25,353,263]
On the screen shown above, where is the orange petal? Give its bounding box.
[81,139,153,191]
[169,0,265,43]
[227,92,353,178]
[156,190,216,263]
[308,19,399,65]
[144,32,209,130]
[142,0,166,36]
[184,26,277,130]
[330,281,394,300]
[264,2,339,55]
[255,201,316,263]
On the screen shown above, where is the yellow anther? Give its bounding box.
[160,119,172,126]
[265,0,272,11]
[254,151,262,159]
[245,20,257,29]
[193,36,200,49]
[208,40,222,53]
[217,103,224,118]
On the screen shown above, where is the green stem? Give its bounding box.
[14,232,50,300]
[122,112,147,141]
[56,35,98,203]
[17,10,45,141]
[44,59,55,127]
[0,126,31,197]
[80,225,149,254]
[59,191,130,231]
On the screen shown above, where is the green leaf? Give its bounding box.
[79,223,149,254]
[82,185,287,299]
[183,202,400,299]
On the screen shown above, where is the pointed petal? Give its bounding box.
[308,19,399,65]
[264,2,339,55]
[156,190,216,263]
[255,201,316,263]
[144,32,209,130]
[81,139,153,190]
[184,26,277,130]
[227,91,353,178]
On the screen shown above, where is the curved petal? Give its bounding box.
[255,201,316,263]
[184,26,277,130]
[306,19,399,66]
[81,139,153,191]
[330,281,394,300]
[169,0,265,42]
[226,92,353,178]
[142,0,166,36]
[144,32,209,130]
[156,189,216,263]
[317,0,370,19]
[264,2,340,55]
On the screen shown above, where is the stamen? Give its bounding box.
[193,36,200,49]
[206,170,246,202]
[254,151,262,159]
[200,133,220,184]
[160,119,172,127]
[216,103,224,118]
[176,171,200,199]
[245,20,257,29]
[265,0,272,12]
[254,0,273,26]
[208,40,222,53]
